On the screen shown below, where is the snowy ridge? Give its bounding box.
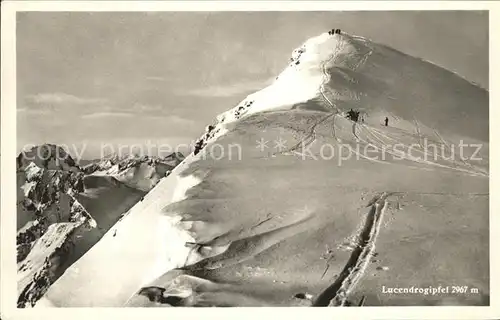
[17,160,98,307]
[37,155,205,306]
[39,30,488,307]
[217,33,340,122]
[195,31,385,154]
[37,31,357,307]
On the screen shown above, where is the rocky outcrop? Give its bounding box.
[17,160,89,259]
[16,152,97,307]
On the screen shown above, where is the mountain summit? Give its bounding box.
[82,153,184,192]
[38,31,488,307]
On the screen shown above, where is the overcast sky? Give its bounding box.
[17,11,488,158]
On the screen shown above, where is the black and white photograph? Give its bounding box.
[1,1,498,318]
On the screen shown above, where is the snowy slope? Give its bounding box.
[40,31,488,307]
[16,147,160,307]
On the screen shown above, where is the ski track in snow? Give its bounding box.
[313,192,390,306]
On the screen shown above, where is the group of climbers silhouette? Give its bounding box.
[346,109,361,122]
[328,28,342,35]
